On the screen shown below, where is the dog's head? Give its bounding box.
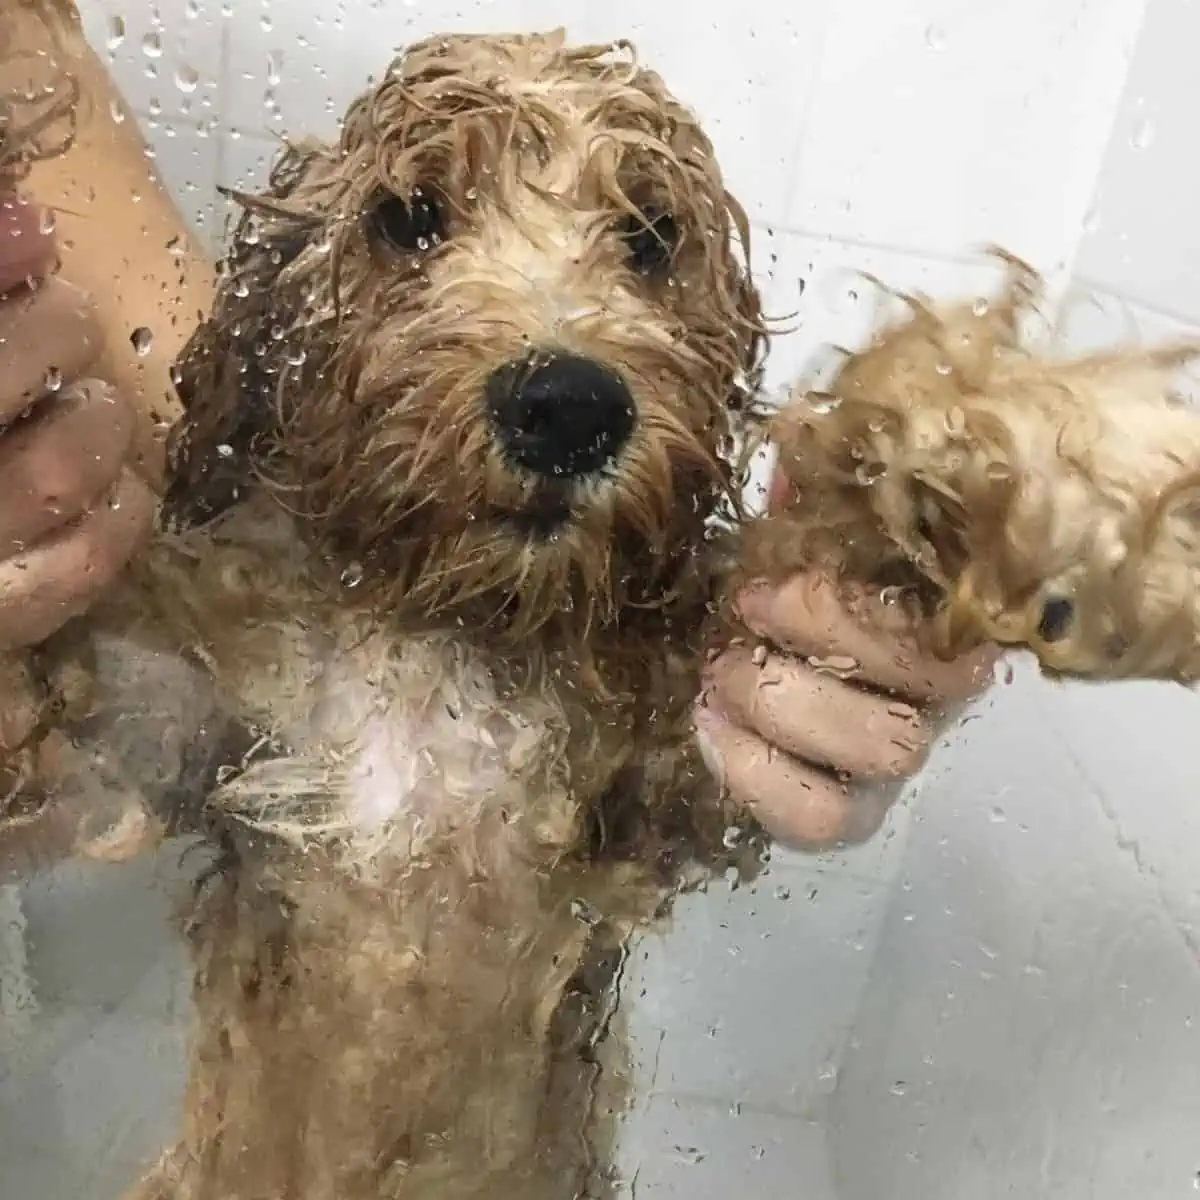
[167,29,764,639]
[756,250,1200,684]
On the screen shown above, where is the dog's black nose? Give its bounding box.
[486,352,636,478]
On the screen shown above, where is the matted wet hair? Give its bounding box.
[0,1,82,181]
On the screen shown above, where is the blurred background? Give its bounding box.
[4,0,1200,1195]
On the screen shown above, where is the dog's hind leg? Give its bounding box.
[126,838,640,1200]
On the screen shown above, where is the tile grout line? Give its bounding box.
[776,0,840,231]
[1067,274,1200,331]
[633,1086,829,1124]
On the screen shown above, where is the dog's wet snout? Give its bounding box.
[486,352,636,478]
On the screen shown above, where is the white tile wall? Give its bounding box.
[827,668,1200,1200]
[14,1,1200,1197]
[1072,0,1200,320]
[781,0,1150,265]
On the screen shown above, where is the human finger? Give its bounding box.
[694,705,894,852]
[0,380,135,554]
[736,572,995,704]
[706,644,933,780]
[0,468,155,649]
[0,194,56,295]
[0,278,104,424]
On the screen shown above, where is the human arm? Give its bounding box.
[0,0,215,649]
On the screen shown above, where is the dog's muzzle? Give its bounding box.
[485,351,636,479]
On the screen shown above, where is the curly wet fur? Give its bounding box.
[744,248,1200,683]
[6,29,768,1199]
[0,2,81,182]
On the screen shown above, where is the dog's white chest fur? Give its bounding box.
[249,630,561,857]
[311,639,513,830]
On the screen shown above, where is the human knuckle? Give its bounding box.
[877,735,930,781]
[27,445,94,515]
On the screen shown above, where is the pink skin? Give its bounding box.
[0,194,56,294]
[696,470,997,852]
[0,189,154,650]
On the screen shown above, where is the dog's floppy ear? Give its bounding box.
[163,143,327,530]
[724,194,768,420]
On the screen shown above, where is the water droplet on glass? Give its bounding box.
[989,806,1007,824]
[934,360,953,376]
[1082,204,1102,236]
[1130,116,1154,151]
[924,23,945,50]
[570,897,600,925]
[808,392,842,415]
[854,461,886,486]
[107,490,122,511]
[971,296,990,317]
[341,561,365,588]
[175,63,201,94]
[985,460,1012,481]
[721,824,742,850]
[38,208,57,236]
[43,366,63,393]
[216,443,234,459]
[105,15,126,50]
[890,1080,908,1097]
[130,326,154,357]
[993,658,1015,686]
[944,405,966,435]
[807,653,860,680]
[266,51,283,88]
[141,31,164,60]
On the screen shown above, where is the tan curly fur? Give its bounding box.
[744,248,1200,683]
[5,28,768,1198]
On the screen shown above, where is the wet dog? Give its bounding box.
[103,29,764,1199]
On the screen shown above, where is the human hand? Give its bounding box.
[696,473,997,852]
[0,191,155,650]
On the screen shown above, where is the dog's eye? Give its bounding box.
[366,188,444,252]
[1036,596,1074,643]
[618,207,678,276]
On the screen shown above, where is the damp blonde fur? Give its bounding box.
[745,248,1200,683]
